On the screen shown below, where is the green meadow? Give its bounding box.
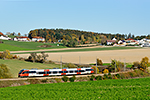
[0,59,61,77]
[0,77,150,99]
[0,40,66,51]
[13,46,140,54]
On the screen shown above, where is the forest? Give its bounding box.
[28,28,150,47]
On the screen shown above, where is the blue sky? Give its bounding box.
[0,0,150,36]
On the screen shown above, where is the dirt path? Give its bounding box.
[16,48,150,64]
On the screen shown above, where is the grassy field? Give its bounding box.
[13,46,140,54]
[0,40,66,51]
[0,77,150,99]
[0,59,61,77]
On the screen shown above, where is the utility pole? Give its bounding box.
[110,58,111,66]
[60,55,62,69]
[124,59,126,71]
[115,59,116,73]
[79,56,81,66]
[96,56,97,74]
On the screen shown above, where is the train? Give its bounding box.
[18,67,94,78]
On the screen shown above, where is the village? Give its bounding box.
[0,31,150,47]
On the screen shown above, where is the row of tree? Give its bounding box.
[27,28,150,46]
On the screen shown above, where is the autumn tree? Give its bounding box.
[41,52,49,63]
[140,57,149,70]
[18,32,21,36]
[0,64,12,78]
[30,53,37,63]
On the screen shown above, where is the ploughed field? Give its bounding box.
[17,48,150,64]
[0,77,150,99]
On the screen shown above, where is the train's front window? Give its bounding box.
[19,70,24,74]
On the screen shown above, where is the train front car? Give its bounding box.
[85,67,94,74]
[18,69,29,78]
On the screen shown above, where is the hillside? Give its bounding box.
[28,29,123,45]
[0,40,66,51]
[0,59,61,77]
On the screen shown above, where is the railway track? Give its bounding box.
[0,70,133,81]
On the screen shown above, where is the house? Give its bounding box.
[126,38,135,43]
[112,38,117,41]
[0,32,11,40]
[107,40,116,45]
[17,36,30,41]
[0,32,4,36]
[125,38,139,45]
[118,40,126,44]
[32,37,45,42]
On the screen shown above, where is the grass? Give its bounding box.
[13,46,140,54]
[0,77,150,99]
[0,40,66,51]
[0,59,61,78]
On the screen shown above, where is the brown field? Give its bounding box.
[16,48,150,64]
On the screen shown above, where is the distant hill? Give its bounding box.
[28,29,126,44]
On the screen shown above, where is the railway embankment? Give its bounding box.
[1,69,150,88]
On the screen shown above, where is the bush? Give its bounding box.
[64,63,77,68]
[62,76,68,82]
[97,58,103,65]
[28,79,40,84]
[132,61,140,69]
[54,78,62,83]
[0,50,13,59]
[108,73,112,79]
[128,72,137,78]
[119,73,125,79]
[69,76,76,82]
[13,55,18,59]
[90,75,95,81]
[115,74,121,79]
[0,64,12,78]
[110,60,124,72]
[112,75,118,79]
[103,74,108,80]
[41,79,48,83]
[103,69,109,73]
[0,53,2,59]
[95,76,103,80]
[140,57,149,70]
[123,73,130,79]
[92,66,99,74]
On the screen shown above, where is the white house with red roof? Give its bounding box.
[14,36,30,41]
[32,36,45,42]
[0,32,11,40]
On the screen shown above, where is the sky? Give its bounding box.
[0,0,150,36]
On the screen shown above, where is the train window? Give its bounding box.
[47,72,51,74]
[59,71,68,73]
[19,70,24,74]
[75,70,78,73]
[86,69,92,71]
[39,72,45,74]
[63,71,68,73]
[29,71,36,73]
[53,71,57,74]
[79,70,85,72]
[69,71,74,73]
[22,71,29,74]
[59,71,63,73]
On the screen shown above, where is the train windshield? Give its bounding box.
[19,69,24,74]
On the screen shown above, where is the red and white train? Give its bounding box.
[18,67,94,78]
